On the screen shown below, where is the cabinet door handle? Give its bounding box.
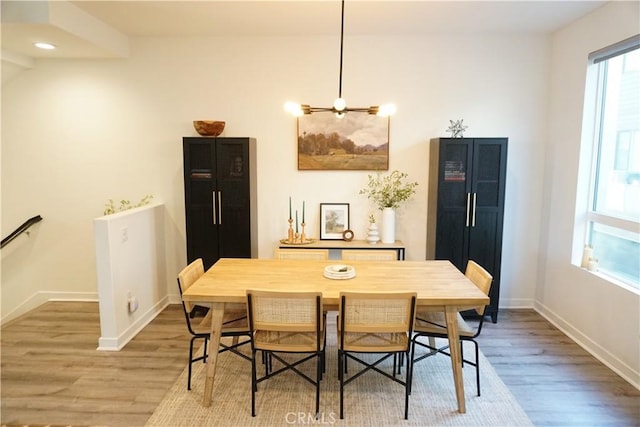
[465,193,471,227]
[472,193,477,227]
[212,191,217,225]
[217,191,222,225]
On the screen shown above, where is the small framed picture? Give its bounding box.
[320,203,350,240]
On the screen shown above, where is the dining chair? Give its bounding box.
[338,291,417,420]
[246,289,325,417]
[274,248,329,260]
[177,258,251,391]
[341,250,398,261]
[410,260,493,396]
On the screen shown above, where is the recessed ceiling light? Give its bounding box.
[34,42,56,50]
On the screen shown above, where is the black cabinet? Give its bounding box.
[183,137,257,269]
[426,137,507,322]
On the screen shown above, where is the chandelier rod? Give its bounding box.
[338,0,345,100]
[284,0,395,117]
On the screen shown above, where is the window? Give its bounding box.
[579,35,640,289]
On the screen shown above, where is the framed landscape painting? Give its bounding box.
[297,111,389,170]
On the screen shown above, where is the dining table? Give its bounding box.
[181,258,489,414]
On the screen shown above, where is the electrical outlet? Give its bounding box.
[127,293,138,313]
[121,227,128,243]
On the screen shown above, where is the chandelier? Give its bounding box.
[284,0,396,118]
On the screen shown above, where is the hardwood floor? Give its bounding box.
[1,302,638,426]
[1,302,192,427]
[478,310,639,426]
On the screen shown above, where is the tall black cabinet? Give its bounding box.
[426,137,507,322]
[183,137,257,269]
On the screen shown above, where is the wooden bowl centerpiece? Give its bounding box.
[193,120,225,137]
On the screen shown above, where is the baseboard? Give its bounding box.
[496,297,534,309]
[97,296,170,351]
[534,301,640,390]
[1,291,99,325]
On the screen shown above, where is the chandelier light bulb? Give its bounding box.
[333,98,347,112]
[284,101,304,116]
[377,103,397,117]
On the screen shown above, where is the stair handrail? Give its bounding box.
[1,215,43,249]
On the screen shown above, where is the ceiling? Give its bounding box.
[2,0,607,61]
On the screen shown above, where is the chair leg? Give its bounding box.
[322,333,327,376]
[339,350,345,419]
[428,336,437,354]
[187,337,195,391]
[251,348,257,417]
[473,340,481,396]
[408,339,415,394]
[315,351,321,417]
[318,347,326,381]
[404,350,411,420]
[393,354,398,377]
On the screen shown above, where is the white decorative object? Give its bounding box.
[366,222,380,244]
[381,207,395,244]
[587,258,599,272]
[581,245,593,268]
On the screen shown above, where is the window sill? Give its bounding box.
[577,265,640,295]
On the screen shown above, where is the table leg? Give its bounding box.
[202,302,224,407]
[445,306,466,413]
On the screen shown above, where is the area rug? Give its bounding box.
[146,334,532,427]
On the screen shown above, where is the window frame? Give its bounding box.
[577,35,640,290]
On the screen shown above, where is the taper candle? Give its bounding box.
[295,210,299,233]
[302,201,305,223]
[289,197,292,220]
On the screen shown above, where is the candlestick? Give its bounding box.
[287,218,294,243]
[295,210,299,233]
[300,222,306,243]
[289,197,292,220]
[302,201,305,223]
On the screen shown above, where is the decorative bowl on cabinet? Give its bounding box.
[193,120,225,136]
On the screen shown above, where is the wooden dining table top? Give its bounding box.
[182,258,489,309]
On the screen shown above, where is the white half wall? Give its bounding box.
[93,202,168,351]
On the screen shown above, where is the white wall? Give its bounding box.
[1,33,548,323]
[540,1,640,387]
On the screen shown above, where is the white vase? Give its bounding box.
[366,223,380,244]
[381,207,395,244]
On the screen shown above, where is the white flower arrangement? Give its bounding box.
[103,195,154,216]
[360,170,418,210]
